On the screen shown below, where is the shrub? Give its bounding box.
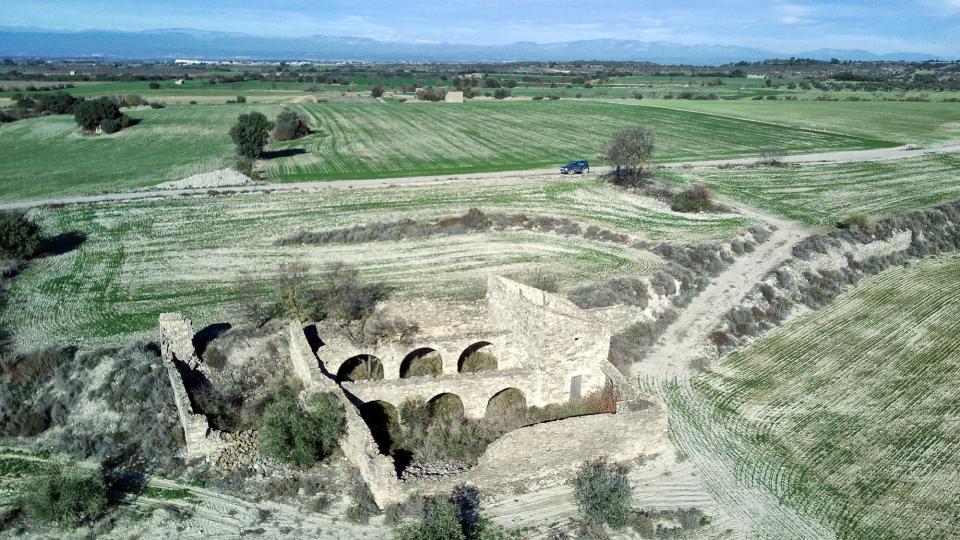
[493,88,511,99]
[394,497,465,540]
[272,107,310,141]
[148,81,161,89]
[371,85,385,98]
[568,277,648,309]
[234,157,255,178]
[0,210,43,259]
[36,91,80,114]
[671,184,715,213]
[258,390,345,468]
[229,111,274,158]
[20,467,109,528]
[236,95,247,103]
[841,213,876,234]
[73,97,121,132]
[99,117,118,134]
[573,458,632,529]
[312,262,387,321]
[758,148,784,166]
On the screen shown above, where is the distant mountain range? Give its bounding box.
[0,27,946,65]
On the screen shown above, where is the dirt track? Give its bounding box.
[3,139,959,211]
[632,202,813,381]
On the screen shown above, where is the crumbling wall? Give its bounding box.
[287,323,405,508]
[411,402,668,497]
[158,313,225,459]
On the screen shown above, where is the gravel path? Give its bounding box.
[3,140,958,210]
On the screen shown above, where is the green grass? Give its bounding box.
[267,100,891,182]
[141,486,195,501]
[639,99,960,144]
[0,103,281,201]
[2,176,744,349]
[668,153,960,225]
[663,253,960,538]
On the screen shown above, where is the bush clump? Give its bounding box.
[568,277,648,309]
[394,486,497,540]
[272,107,310,141]
[0,211,43,259]
[573,458,633,530]
[258,389,345,468]
[841,213,876,234]
[20,467,110,528]
[671,184,716,213]
[73,96,125,133]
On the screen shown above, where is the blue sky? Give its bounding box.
[8,0,960,54]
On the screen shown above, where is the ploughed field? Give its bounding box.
[662,253,960,538]
[0,98,900,201]
[1,176,747,350]
[267,100,891,181]
[670,152,960,225]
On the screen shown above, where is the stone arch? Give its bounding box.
[428,392,466,420]
[485,388,528,428]
[358,400,400,456]
[457,341,497,373]
[336,354,384,383]
[399,348,442,378]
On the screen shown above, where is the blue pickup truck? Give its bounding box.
[560,160,590,174]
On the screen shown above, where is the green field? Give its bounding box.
[0,103,281,200]
[267,100,891,181]
[642,99,960,144]
[664,253,960,538]
[0,98,897,201]
[668,153,960,225]
[2,176,747,350]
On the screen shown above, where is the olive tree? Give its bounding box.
[603,126,655,181]
[0,210,43,259]
[229,111,274,159]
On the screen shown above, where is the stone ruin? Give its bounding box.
[160,275,667,507]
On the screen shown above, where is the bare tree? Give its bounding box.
[603,126,655,182]
[274,261,311,322]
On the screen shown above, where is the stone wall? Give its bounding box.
[411,403,668,497]
[342,368,542,418]
[318,333,511,381]
[287,322,406,508]
[158,313,226,459]
[487,275,611,402]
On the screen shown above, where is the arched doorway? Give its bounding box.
[336,354,384,383]
[485,388,527,430]
[358,400,400,456]
[457,341,497,373]
[428,393,466,420]
[400,348,442,378]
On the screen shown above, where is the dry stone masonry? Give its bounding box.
[160,275,667,508]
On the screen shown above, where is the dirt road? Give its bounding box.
[3,139,958,211]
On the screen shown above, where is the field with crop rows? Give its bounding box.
[659,253,960,538]
[2,175,744,349]
[642,100,960,144]
[669,153,960,225]
[0,103,281,200]
[267,100,890,182]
